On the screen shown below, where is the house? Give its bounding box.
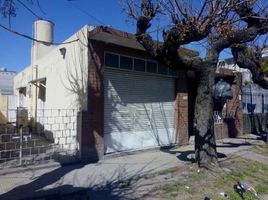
[14,20,243,163]
[14,20,89,157]
[0,68,17,124]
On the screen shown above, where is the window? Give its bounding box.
[134,58,146,72]
[104,52,176,77]
[38,81,46,102]
[19,87,26,107]
[120,56,133,70]
[158,63,168,75]
[147,61,157,73]
[105,53,119,68]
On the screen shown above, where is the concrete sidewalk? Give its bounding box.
[0,135,266,200]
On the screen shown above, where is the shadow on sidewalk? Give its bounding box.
[0,163,84,200]
[217,133,267,148]
[216,142,253,148]
[160,147,227,163]
[0,159,157,200]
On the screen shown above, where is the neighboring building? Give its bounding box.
[14,20,242,162]
[0,68,16,95]
[217,58,252,84]
[0,68,17,124]
[217,57,268,133]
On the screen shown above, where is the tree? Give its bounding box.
[123,0,268,168]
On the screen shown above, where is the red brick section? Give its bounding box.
[175,70,189,145]
[214,68,243,139]
[226,71,243,137]
[80,40,104,162]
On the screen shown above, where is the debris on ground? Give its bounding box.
[219,192,228,198]
[234,180,258,199]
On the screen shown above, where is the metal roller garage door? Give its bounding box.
[104,69,176,153]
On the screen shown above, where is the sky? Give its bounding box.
[0,0,230,73]
[0,0,137,72]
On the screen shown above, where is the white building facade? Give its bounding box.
[14,20,90,153]
[0,68,17,124]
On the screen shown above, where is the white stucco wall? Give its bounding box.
[14,25,89,111]
[14,25,90,151]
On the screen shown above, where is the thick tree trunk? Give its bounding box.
[194,67,218,168]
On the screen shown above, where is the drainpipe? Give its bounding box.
[34,65,38,133]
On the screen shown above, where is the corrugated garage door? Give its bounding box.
[104,69,176,153]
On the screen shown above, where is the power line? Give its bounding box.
[15,0,43,19]
[0,23,79,45]
[68,2,106,26]
[36,0,46,15]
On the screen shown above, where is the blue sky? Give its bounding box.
[0,0,136,72]
[0,0,229,73]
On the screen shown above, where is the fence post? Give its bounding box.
[19,125,23,166]
[250,85,254,133]
[262,94,264,114]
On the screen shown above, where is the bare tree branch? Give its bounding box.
[233,0,263,26]
[232,44,268,88]
[123,0,268,168]
[175,0,188,18]
[0,0,15,17]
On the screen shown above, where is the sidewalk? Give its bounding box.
[0,134,266,200]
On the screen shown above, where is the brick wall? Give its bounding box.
[175,71,189,145]
[80,40,104,162]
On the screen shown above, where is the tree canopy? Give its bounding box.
[123,0,268,168]
[123,0,268,86]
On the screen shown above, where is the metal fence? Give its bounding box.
[242,85,268,114]
[0,108,79,169]
[242,85,268,133]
